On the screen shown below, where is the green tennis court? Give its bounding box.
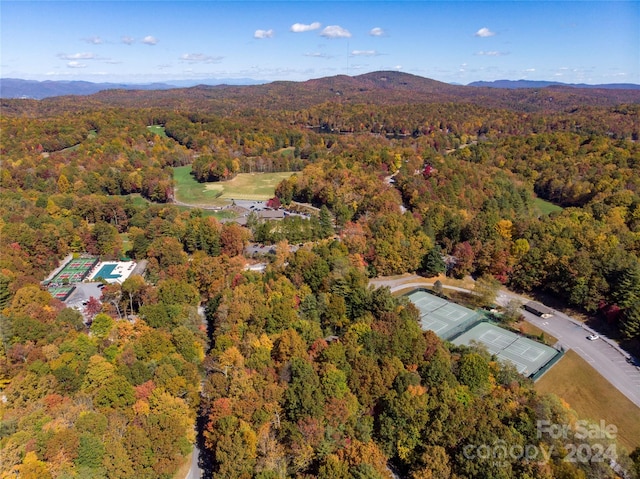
[50,257,99,284]
[406,289,482,340]
[48,284,76,301]
[405,288,562,378]
[452,322,560,377]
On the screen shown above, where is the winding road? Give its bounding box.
[370,275,640,409]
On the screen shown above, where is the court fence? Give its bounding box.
[404,288,563,380]
[530,347,565,381]
[467,313,565,380]
[440,314,483,341]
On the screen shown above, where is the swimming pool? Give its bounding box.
[93,263,120,280]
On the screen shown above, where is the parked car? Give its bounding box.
[587,334,599,341]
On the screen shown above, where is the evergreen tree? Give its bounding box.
[621,302,640,340]
[613,264,640,309]
[0,273,14,310]
[420,245,446,277]
[319,205,334,239]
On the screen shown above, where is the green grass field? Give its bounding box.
[173,166,294,205]
[534,197,563,215]
[123,194,151,209]
[278,146,295,158]
[536,350,640,452]
[147,125,168,137]
[119,193,234,220]
[120,232,131,253]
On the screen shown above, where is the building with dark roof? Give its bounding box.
[524,301,554,318]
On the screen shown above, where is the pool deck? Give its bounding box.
[88,261,136,284]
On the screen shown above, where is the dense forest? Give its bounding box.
[1,72,639,478]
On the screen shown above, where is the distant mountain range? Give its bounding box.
[2,76,639,100]
[0,77,266,99]
[468,79,640,90]
[2,72,640,116]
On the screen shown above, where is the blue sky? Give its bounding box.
[1,1,638,85]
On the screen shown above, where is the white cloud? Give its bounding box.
[475,50,509,56]
[84,36,103,45]
[351,50,378,57]
[180,53,223,64]
[290,22,321,33]
[254,29,274,39]
[305,52,332,59]
[67,61,86,68]
[59,52,96,60]
[475,27,495,37]
[142,36,158,45]
[393,65,402,70]
[369,27,386,37]
[321,25,352,38]
[525,68,536,72]
[122,36,135,45]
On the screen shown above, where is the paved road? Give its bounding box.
[496,291,640,408]
[370,275,640,409]
[185,444,203,479]
[370,276,471,295]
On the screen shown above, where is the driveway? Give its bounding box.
[370,275,640,408]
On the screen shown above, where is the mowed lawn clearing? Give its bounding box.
[173,166,294,205]
[534,197,563,216]
[117,193,235,220]
[535,350,640,452]
[147,125,168,137]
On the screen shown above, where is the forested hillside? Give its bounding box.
[1,73,639,478]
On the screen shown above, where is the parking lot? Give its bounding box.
[497,290,640,408]
[64,282,104,313]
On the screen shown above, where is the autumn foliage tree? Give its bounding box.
[1,78,637,479]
